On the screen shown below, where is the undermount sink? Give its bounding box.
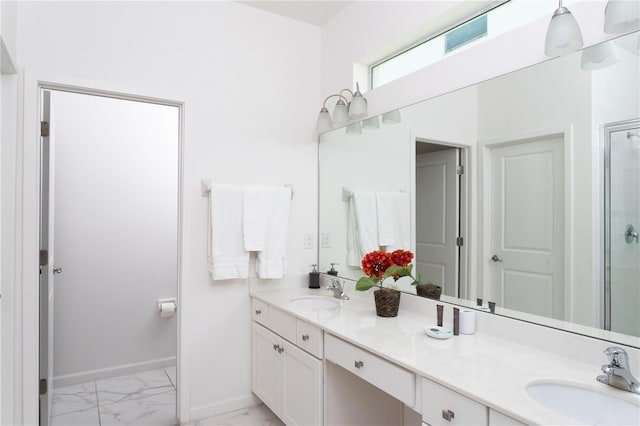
[526,382,640,425]
[289,296,340,310]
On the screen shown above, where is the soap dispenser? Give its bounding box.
[327,263,339,276]
[309,264,320,289]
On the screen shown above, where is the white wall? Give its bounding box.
[51,91,178,382]
[15,1,320,422]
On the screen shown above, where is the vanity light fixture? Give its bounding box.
[544,0,583,57]
[316,83,368,133]
[604,0,640,34]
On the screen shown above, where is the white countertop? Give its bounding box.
[251,287,640,425]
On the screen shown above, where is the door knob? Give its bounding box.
[625,224,639,243]
[53,265,63,274]
[490,255,503,262]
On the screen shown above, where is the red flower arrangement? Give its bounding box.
[356,249,422,291]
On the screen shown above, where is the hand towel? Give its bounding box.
[347,197,362,266]
[376,192,395,246]
[209,185,249,280]
[386,192,411,251]
[251,186,291,279]
[243,187,267,251]
[353,191,379,257]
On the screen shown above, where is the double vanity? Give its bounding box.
[251,281,640,425]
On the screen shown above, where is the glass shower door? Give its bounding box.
[606,121,640,337]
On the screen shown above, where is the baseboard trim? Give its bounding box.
[53,356,177,388]
[189,394,261,422]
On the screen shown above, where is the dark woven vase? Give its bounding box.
[416,283,442,300]
[374,288,401,317]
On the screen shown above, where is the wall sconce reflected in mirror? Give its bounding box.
[581,42,618,70]
[362,116,380,130]
[382,109,402,124]
[604,0,640,34]
[346,122,363,135]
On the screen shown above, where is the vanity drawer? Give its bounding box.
[296,319,323,358]
[421,378,487,426]
[252,299,269,326]
[488,409,525,426]
[325,334,415,406]
[269,306,296,344]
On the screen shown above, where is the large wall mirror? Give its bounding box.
[318,31,640,348]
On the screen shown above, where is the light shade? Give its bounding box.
[362,116,380,130]
[382,109,401,124]
[604,0,640,34]
[348,83,368,118]
[544,6,583,57]
[332,99,349,125]
[581,42,618,70]
[316,107,333,133]
[346,122,362,135]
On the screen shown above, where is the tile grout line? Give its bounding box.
[95,381,102,426]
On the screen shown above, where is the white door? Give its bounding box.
[281,340,322,426]
[39,90,56,425]
[489,135,564,319]
[415,148,460,297]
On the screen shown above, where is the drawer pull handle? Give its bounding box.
[302,334,310,341]
[354,360,364,369]
[273,344,279,351]
[255,309,262,315]
[442,409,455,421]
[277,346,284,354]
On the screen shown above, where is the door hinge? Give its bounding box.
[456,165,464,175]
[40,249,48,266]
[456,237,464,246]
[40,121,50,137]
[39,378,47,395]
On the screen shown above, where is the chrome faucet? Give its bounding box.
[326,278,349,300]
[596,347,640,394]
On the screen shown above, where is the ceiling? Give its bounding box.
[236,1,353,26]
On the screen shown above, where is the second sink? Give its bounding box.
[526,381,640,425]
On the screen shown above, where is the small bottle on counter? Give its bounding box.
[437,304,444,327]
[453,307,460,336]
[327,263,339,276]
[309,264,320,288]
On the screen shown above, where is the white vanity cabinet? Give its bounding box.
[251,301,323,426]
[421,378,487,426]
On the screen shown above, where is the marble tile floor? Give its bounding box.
[51,367,178,426]
[51,367,282,426]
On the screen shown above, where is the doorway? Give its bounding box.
[486,134,565,319]
[414,141,467,298]
[38,89,181,425]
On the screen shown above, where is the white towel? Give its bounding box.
[208,185,249,280]
[243,187,267,251]
[252,186,291,279]
[353,191,379,257]
[386,192,411,252]
[376,192,395,246]
[347,197,362,267]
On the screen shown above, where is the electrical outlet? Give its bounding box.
[304,233,314,249]
[321,233,331,248]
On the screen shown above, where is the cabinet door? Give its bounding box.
[252,323,283,416]
[281,340,323,426]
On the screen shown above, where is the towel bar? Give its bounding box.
[201,179,294,199]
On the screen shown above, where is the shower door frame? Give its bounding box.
[603,118,640,331]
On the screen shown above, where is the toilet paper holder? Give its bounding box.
[158,298,177,318]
